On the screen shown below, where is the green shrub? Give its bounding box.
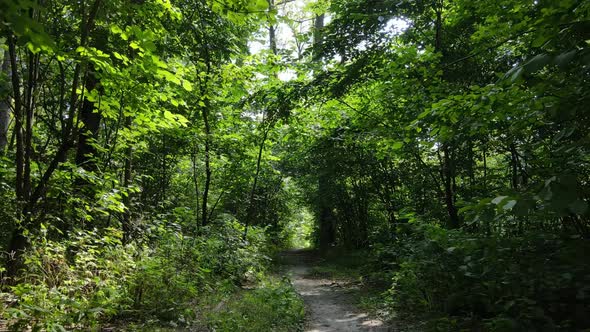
[380,223,590,331]
[1,226,135,331]
[129,217,271,322]
[1,217,286,330]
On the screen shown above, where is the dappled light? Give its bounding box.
[1,0,589,330]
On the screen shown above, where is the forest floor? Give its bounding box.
[279,249,391,332]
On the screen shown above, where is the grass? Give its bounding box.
[202,276,305,332]
[306,251,366,280]
[110,274,305,331]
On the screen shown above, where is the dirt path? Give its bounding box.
[281,250,389,332]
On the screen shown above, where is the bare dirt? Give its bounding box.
[281,250,390,332]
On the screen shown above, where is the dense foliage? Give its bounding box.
[282,0,590,329]
[1,0,589,330]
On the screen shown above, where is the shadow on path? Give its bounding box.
[280,250,390,332]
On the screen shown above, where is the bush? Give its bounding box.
[129,217,271,322]
[1,226,135,331]
[1,216,289,330]
[380,223,590,331]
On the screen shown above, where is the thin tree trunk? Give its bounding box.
[243,1,280,237]
[468,142,475,186]
[318,175,335,249]
[75,71,100,172]
[483,144,487,191]
[23,52,39,203]
[191,150,200,227]
[443,144,459,229]
[510,143,519,189]
[201,107,211,227]
[0,49,10,153]
[313,12,324,61]
[434,0,458,229]
[6,34,27,280]
[435,1,442,51]
[6,0,102,279]
[8,35,24,207]
[160,134,167,202]
[313,8,334,248]
[122,115,132,243]
[243,126,269,239]
[268,0,277,55]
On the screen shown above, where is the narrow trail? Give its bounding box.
[281,250,389,332]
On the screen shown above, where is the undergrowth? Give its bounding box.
[306,224,590,332]
[370,223,590,331]
[203,277,304,332]
[0,218,305,331]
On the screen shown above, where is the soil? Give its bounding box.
[281,250,390,332]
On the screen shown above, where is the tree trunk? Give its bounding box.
[313,9,332,248]
[435,0,443,51]
[191,150,200,227]
[122,116,132,243]
[443,144,459,228]
[433,0,458,229]
[201,107,211,227]
[5,0,102,279]
[483,144,487,191]
[243,126,269,239]
[318,174,335,249]
[8,36,25,206]
[23,52,39,203]
[313,13,324,61]
[0,49,10,153]
[75,71,100,172]
[510,143,519,189]
[268,0,277,55]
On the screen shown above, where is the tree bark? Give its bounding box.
[23,52,39,203]
[75,71,100,172]
[510,143,519,189]
[318,174,335,249]
[201,106,211,227]
[8,35,24,206]
[5,0,102,279]
[191,149,200,227]
[313,13,324,61]
[268,0,277,55]
[433,0,459,229]
[0,49,10,153]
[243,125,269,238]
[122,115,132,243]
[483,144,487,191]
[442,144,459,229]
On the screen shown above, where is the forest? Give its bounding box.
[0,0,589,330]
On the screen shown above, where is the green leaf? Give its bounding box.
[554,50,577,68]
[392,142,404,150]
[110,25,122,34]
[182,80,193,91]
[164,110,175,121]
[130,42,141,50]
[157,69,181,85]
[492,196,508,205]
[523,54,551,73]
[502,200,517,210]
[531,34,549,48]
